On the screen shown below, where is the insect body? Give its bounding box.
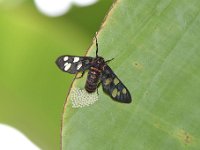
[85,60,102,93]
[56,37,132,103]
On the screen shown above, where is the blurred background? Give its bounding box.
[0,0,113,149]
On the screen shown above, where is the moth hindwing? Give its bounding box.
[101,65,132,103]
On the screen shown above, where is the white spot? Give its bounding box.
[63,56,68,61]
[73,57,79,63]
[64,62,71,71]
[74,0,98,7]
[34,0,98,17]
[34,0,71,17]
[0,124,40,150]
[70,88,99,108]
[77,63,82,70]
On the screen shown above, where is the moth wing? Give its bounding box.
[101,65,132,103]
[56,55,94,74]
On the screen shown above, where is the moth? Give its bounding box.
[56,37,132,103]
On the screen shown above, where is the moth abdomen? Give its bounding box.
[85,67,101,93]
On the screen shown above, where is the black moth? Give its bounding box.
[56,37,132,103]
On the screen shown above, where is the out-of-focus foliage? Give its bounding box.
[0,0,113,149]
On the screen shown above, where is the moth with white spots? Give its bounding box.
[56,37,132,103]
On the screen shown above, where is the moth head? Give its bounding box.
[96,57,105,63]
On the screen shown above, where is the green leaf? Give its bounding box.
[62,0,200,149]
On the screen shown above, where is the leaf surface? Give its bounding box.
[62,0,200,149]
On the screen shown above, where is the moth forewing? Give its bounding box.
[55,55,94,74]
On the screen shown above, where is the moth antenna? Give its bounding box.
[95,32,99,58]
[106,58,114,63]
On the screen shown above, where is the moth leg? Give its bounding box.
[75,71,85,79]
[95,33,99,57]
[96,82,101,95]
[105,58,114,63]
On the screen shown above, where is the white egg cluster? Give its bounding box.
[70,88,99,108]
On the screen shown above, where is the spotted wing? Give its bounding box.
[56,55,94,74]
[101,65,132,103]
